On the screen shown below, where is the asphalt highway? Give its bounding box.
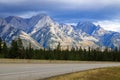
[0,63,120,80]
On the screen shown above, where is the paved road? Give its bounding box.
[0,63,120,80]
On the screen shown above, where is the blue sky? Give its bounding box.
[0,0,120,32]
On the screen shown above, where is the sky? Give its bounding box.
[0,0,120,32]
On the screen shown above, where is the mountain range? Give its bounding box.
[0,14,120,49]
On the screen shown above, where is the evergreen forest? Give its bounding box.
[0,37,120,61]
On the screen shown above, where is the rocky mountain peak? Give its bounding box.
[76,21,100,35]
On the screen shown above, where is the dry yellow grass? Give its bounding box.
[0,58,118,64]
[0,58,111,64]
[45,67,120,80]
[0,59,73,64]
[0,58,97,64]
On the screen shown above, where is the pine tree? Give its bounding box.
[0,37,3,58]
[56,42,61,51]
[17,37,24,58]
[0,37,2,54]
[27,42,34,59]
[17,37,24,49]
[9,40,19,58]
[2,41,8,58]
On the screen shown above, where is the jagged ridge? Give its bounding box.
[0,14,120,49]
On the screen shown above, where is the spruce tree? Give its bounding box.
[27,42,33,59]
[2,41,8,58]
[9,40,19,58]
[56,42,61,51]
[0,37,2,54]
[17,37,24,58]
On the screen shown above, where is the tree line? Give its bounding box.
[0,37,120,61]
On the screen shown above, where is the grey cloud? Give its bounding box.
[0,0,120,22]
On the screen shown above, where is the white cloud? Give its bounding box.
[94,20,120,32]
[18,11,48,18]
[65,23,77,26]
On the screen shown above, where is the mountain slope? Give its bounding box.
[30,16,77,49]
[5,16,29,32]
[0,14,120,49]
[59,24,98,48]
[0,24,42,49]
[19,31,42,49]
[0,24,21,44]
[0,17,7,26]
[29,14,99,49]
[76,21,120,48]
[75,21,100,35]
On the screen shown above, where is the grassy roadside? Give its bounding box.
[0,58,81,64]
[0,58,119,64]
[44,67,120,80]
[0,58,95,64]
